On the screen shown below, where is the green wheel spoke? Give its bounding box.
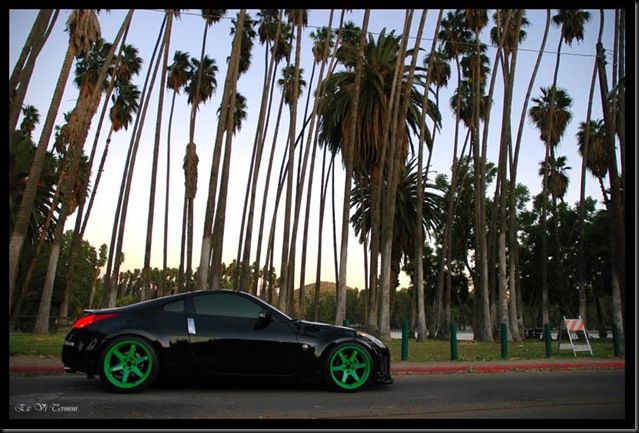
[121,369,131,384]
[131,359,147,377]
[114,350,127,362]
[109,362,125,372]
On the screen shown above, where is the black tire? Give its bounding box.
[98,335,159,393]
[322,342,373,392]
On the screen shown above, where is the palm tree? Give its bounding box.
[528,85,573,328]
[412,9,444,342]
[197,9,246,292]
[19,105,40,138]
[10,8,105,314]
[8,128,58,328]
[210,91,249,289]
[189,9,225,143]
[334,9,369,328]
[187,8,225,293]
[577,119,610,205]
[105,12,167,308]
[296,16,336,318]
[430,9,472,339]
[350,157,444,297]
[538,155,571,202]
[510,10,551,340]
[318,18,439,334]
[9,10,58,141]
[258,62,307,308]
[277,9,308,315]
[463,9,493,342]
[237,9,287,296]
[82,81,140,240]
[163,50,193,295]
[253,33,294,303]
[141,10,181,301]
[210,13,256,290]
[594,11,625,336]
[529,9,591,329]
[72,42,142,241]
[62,41,142,325]
[490,9,527,341]
[33,11,132,333]
[183,54,217,291]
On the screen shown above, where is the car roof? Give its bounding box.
[87,289,270,314]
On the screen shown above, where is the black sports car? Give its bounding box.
[62,289,393,393]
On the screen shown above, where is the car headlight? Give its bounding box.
[357,331,386,348]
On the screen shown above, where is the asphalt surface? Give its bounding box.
[9,355,625,376]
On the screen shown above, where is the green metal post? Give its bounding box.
[501,323,508,359]
[544,324,552,358]
[343,319,349,327]
[401,320,409,361]
[450,322,458,360]
[612,323,621,356]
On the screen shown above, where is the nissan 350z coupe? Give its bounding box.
[62,289,393,393]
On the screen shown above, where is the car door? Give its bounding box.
[186,291,302,376]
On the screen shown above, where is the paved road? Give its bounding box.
[9,369,630,427]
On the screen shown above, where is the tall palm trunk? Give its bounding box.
[510,10,550,336]
[278,11,304,314]
[494,10,512,340]
[105,13,163,307]
[62,27,134,323]
[414,10,443,341]
[295,11,335,318]
[238,12,284,294]
[336,10,370,326]
[162,81,179,297]
[34,15,130,332]
[210,49,243,290]
[9,10,57,139]
[9,19,76,314]
[595,39,625,336]
[469,11,493,342]
[198,9,246,291]
[379,10,417,340]
[253,73,286,298]
[142,12,174,301]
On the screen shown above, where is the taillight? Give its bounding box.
[72,313,118,329]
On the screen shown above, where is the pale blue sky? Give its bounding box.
[9,9,619,291]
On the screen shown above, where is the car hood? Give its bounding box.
[294,319,355,336]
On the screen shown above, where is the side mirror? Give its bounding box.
[255,311,273,330]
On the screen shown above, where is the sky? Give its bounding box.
[9,9,620,293]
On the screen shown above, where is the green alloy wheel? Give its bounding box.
[99,336,159,393]
[323,343,372,392]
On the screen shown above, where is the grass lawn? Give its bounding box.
[9,331,624,361]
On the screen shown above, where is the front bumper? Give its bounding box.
[373,347,394,385]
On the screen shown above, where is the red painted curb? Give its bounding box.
[10,366,66,374]
[392,362,625,374]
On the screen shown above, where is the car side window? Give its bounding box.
[193,293,262,319]
[163,299,185,313]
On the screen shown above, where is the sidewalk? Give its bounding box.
[9,355,625,376]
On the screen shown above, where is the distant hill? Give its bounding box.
[294,281,356,299]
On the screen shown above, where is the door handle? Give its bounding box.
[187,317,196,335]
